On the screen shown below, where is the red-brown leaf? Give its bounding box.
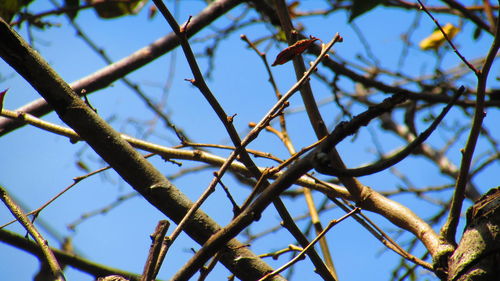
[272,37,319,66]
[0,89,7,112]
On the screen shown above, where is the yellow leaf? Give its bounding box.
[419,23,460,51]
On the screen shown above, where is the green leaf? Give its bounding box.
[348,0,383,22]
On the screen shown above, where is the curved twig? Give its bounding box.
[318,87,464,177]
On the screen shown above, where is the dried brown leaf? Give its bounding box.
[272,36,319,66]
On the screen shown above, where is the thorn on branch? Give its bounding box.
[227,113,237,123]
[81,89,97,113]
[181,15,192,33]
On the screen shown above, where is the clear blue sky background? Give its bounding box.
[1,1,499,280]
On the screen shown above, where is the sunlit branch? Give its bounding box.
[317,87,463,177]
[0,108,350,198]
[0,0,244,136]
[441,7,500,246]
[0,186,66,281]
[0,15,282,281]
[258,208,360,281]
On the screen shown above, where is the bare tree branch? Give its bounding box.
[0,0,244,136]
[441,6,500,245]
[0,229,143,280]
[0,186,66,281]
[0,16,283,281]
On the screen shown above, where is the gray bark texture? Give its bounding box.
[447,187,500,281]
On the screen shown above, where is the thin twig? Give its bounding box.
[214,174,241,216]
[417,0,479,76]
[0,0,243,136]
[258,208,360,281]
[141,220,170,281]
[320,87,464,177]
[0,164,112,230]
[67,192,138,231]
[0,186,66,281]
[0,229,142,280]
[0,108,350,199]
[441,0,493,33]
[240,34,288,134]
[440,8,500,245]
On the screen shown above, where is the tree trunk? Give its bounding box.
[447,187,500,281]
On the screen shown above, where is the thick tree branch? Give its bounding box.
[441,7,500,245]
[152,1,342,277]
[0,17,283,281]
[0,0,243,136]
[0,108,350,199]
[171,93,443,280]
[0,229,142,281]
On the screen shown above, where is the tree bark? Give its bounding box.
[0,17,284,281]
[447,187,500,281]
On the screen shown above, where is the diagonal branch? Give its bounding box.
[0,0,243,136]
[441,7,500,246]
[0,186,66,281]
[0,229,142,281]
[418,0,479,75]
[0,108,350,199]
[0,17,283,281]
[441,0,493,33]
[170,92,443,281]
[152,3,342,279]
[318,87,464,177]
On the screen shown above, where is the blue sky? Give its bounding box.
[1,1,499,280]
